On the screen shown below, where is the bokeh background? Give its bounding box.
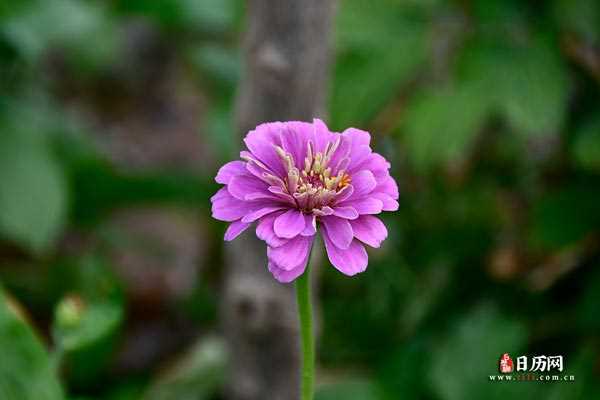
[1,0,600,399]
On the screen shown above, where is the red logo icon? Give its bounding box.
[499,353,514,373]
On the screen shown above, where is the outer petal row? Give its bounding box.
[322,229,368,276]
[267,235,313,271]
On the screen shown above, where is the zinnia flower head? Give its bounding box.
[211,119,399,283]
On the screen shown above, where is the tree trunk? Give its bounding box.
[222,1,335,399]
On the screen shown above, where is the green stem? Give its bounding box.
[296,256,315,400]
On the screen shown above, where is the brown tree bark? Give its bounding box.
[222,1,335,399]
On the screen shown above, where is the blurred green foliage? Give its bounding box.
[1,0,600,399]
[0,286,64,400]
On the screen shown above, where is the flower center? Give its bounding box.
[275,140,351,212]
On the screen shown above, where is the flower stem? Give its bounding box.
[296,259,315,400]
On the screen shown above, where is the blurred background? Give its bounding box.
[1,0,600,399]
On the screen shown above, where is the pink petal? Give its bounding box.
[343,127,370,147]
[243,123,285,176]
[224,220,251,241]
[228,174,269,200]
[267,186,296,205]
[334,184,354,203]
[342,127,372,171]
[350,215,388,248]
[274,209,306,239]
[301,214,317,236]
[343,197,383,215]
[268,260,307,283]
[371,192,399,211]
[267,235,313,271]
[328,135,352,175]
[332,206,359,220]
[320,216,353,249]
[348,170,377,198]
[312,118,336,152]
[256,212,288,247]
[241,206,287,223]
[215,161,246,184]
[374,175,399,199]
[210,186,230,202]
[351,152,390,176]
[312,206,334,216]
[211,188,255,222]
[322,232,368,276]
[280,122,312,169]
[243,152,283,184]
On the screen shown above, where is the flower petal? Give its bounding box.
[351,152,390,176]
[350,215,388,248]
[342,127,372,171]
[228,174,269,200]
[267,186,296,205]
[328,135,352,175]
[301,214,317,236]
[241,206,287,223]
[371,192,399,211]
[274,209,306,239]
[243,152,283,184]
[312,206,334,216]
[334,184,354,203]
[348,170,377,198]
[256,212,288,247]
[280,122,312,169]
[342,197,383,215]
[244,123,285,176]
[312,118,336,152]
[374,175,399,199]
[332,206,359,220]
[215,161,246,184]
[224,220,251,241]
[268,259,307,283]
[267,235,313,270]
[320,216,353,249]
[322,232,368,276]
[211,188,255,222]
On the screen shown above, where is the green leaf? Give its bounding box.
[0,288,64,400]
[379,339,431,400]
[572,115,600,172]
[400,83,490,170]
[53,297,122,353]
[142,336,227,400]
[331,0,429,129]
[188,44,240,89]
[529,184,600,249]
[114,0,237,34]
[316,378,382,400]
[500,44,568,136]
[2,0,117,69]
[0,129,68,254]
[53,297,123,388]
[578,269,600,333]
[458,37,569,137]
[553,0,600,42]
[430,304,535,400]
[51,257,124,388]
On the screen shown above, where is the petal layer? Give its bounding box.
[320,216,353,250]
[224,220,251,241]
[274,209,306,239]
[267,235,313,271]
[350,215,388,248]
[322,232,368,276]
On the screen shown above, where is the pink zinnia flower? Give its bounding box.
[211,119,399,283]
